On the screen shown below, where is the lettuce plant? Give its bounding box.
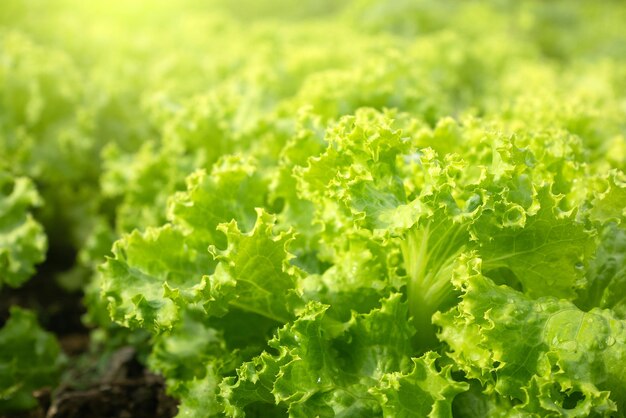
[99,106,626,416]
[0,172,63,413]
[0,171,46,288]
[0,307,65,411]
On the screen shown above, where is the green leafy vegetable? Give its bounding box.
[0,171,46,288]
[0,307,65,412]
[435,254,626,416]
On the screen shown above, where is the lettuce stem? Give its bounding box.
[401,222,466,349]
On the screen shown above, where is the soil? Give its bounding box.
[0,253,179,418]
[0,347,178,418]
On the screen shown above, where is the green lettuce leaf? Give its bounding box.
[372,352,468,418]
[0,307,65,412]
[220,294,466,417]
[100,156,269,331]
[0,171,47,288]
[435,254,626,417]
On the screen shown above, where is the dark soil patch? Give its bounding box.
[0,247,178,418]
[1,348,178,418]
[0,245,85,335]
